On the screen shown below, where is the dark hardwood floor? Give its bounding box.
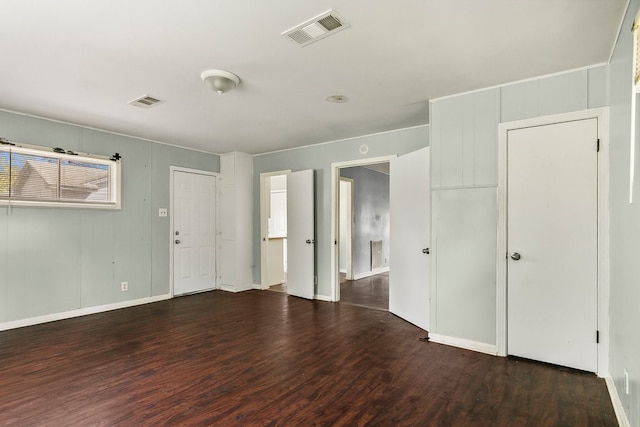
[0,290,616,426]
[340,272,389,311]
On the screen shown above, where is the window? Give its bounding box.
[0,140,121,209]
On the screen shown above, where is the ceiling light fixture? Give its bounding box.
[201,69,240,95]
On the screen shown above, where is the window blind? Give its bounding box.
[0,142,118,207]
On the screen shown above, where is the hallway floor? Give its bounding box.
[340,271,389,311]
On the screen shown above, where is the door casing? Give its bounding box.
[497,108,610,377]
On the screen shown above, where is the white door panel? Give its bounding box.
[173,171,217,295]
[287,169,315,299]
[507,119,598,372]
[389,147,430,331]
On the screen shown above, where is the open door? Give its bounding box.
[287,169,315,299]
[389,147,430,330]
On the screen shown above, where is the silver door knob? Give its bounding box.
[175,239,181,244]
[510,252,521,261]
[305,239,315,244]
[422,248,430,254]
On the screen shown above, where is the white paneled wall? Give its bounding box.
[219,152,254,292]
[429,67,607,348]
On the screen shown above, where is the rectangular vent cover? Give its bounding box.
[129,95,165,109]
[282,10,350,47]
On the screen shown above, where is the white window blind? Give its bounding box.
[0,141,120,208]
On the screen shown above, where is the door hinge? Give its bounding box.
[597,139,600,152]
[596,330,600,344]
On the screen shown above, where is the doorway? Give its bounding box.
[171,168,218,296]
[260,171,289,292]
[332,157,395,309]
[497,108,610,375]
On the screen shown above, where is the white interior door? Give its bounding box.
[287,169,315,299]
[173,170,217,296]
[339,178,354,280]
[389,147,430,331]
[507,118,598,372]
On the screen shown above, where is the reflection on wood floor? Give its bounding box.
[340,271,389,311]
[266,272,389,313]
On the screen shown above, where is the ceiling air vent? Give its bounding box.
[129,95,165,109]
[282,10,350,47]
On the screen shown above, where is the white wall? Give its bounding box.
[0,110,220,327]
[429,66,608,347]
[252,126,429,297]
[607,1,640,424]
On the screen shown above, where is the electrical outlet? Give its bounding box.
[314,276,318,285]
[121,281,128,292]
[158,208,168,217]
[624,369,630,395]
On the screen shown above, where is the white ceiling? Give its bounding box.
[0,1,627,155]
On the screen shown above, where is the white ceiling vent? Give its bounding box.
[282,10,350,47]
[129,95,165,109]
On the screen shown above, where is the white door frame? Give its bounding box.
[497,107,610,377]
[169,166,220,297]
[339,177,355,280]
[260,170,291,289]
[330,155,396,302]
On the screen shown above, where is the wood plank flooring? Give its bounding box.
[340,272,389,311]
[0,290,616,426]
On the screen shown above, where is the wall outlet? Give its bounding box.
[624,369,630,395]
[121,281,129,292]
[158,208,168,217]
[314,276,318,285]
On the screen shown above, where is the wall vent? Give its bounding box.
[282,10,350,47]
[371,240,383,270]
[129,95,165,109]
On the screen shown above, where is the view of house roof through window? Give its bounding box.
[0,143,120,208]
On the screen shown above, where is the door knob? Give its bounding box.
[175,240,181,244]
[422,248,430,254]
[510,252,521,261]
[305,239,315,244]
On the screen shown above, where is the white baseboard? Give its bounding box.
[429,333,498,356]
[353,266,389,280]
[314,294,333,302]
[0,294,172,332]
[606,376,631,427]
[253,283,266,290]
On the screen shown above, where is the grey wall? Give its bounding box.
[429,67,608,346]
[607,1,640,424]
[0,110,220,324]
[252,126,429,296]
[339,166,390,277]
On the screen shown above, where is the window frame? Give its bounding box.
[0,140,121,210]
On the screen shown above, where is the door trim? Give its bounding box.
[496,108,610,377]
[259,170,291,289]
[330,155,397,302]
[169,166,220,297]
